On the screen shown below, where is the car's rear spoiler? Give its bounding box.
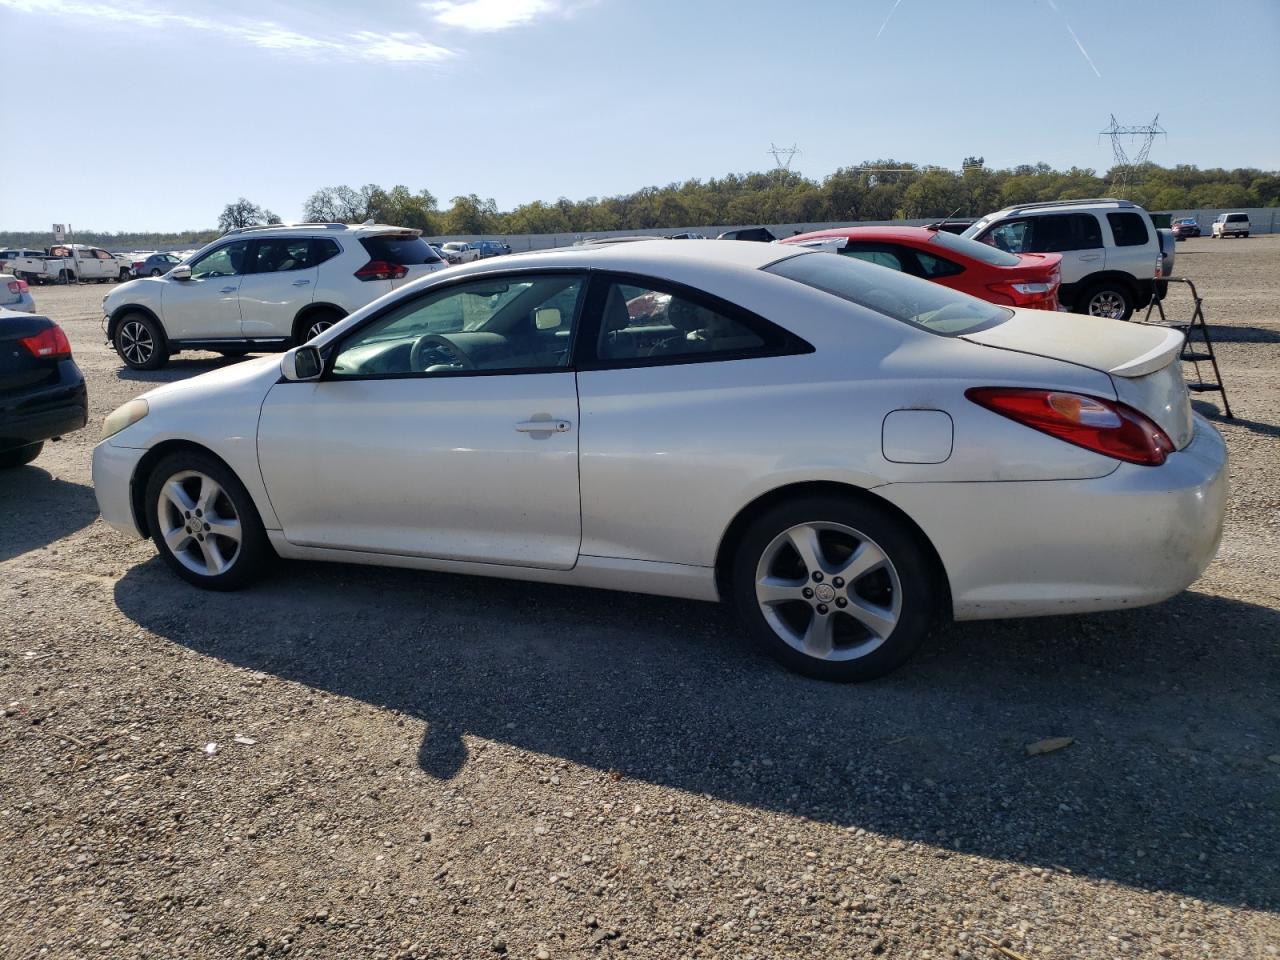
[1108,326,1184,378]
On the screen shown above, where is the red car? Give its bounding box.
[781,226,1062,311]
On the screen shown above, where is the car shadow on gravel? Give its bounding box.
[0,465,98,562]
[115,354,249,384]
[112,558,1280,912]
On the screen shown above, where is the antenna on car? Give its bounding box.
[927,202,967,232]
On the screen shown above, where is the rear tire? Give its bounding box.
[0,441,43,469]
[114,312,169,370]
[1076,280,1135,321]
[144,451,271,590]
[731,495,940,682]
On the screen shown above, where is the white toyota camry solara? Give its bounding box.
[93,239,1227,681]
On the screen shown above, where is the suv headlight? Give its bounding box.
[103,399,149,439]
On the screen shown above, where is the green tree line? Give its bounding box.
[3,161,1275,250]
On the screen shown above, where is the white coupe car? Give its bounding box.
[92,240,1227,681]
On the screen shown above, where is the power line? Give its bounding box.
[767,143,801,179]
[1099,114,1166,194]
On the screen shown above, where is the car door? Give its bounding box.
[237,237,319,339]
[160,240,249,341]
[256,271,586,568]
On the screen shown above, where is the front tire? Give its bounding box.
[731,496,939,681]
[114,312,170,370]
[1076,281,1135,321]
[144,452,271,590]
[0,441,43,468]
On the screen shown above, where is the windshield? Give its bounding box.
[765,251,1011,336]
[928,228,1020,266]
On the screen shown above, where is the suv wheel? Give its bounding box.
[294,309,343,344]
[144,452,271,590]
[731,496,939,682]
[1077,282,1134,321]
[114,312,170,370]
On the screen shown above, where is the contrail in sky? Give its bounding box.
[1046,0,1103,77]
[875,0,904,40]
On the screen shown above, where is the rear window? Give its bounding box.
[1226,213,1248,223]
[1107,212,1149,247]
[928,228,1020,266]
[359,235,442,265]
[766,251,1011,336]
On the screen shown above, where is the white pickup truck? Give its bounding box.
[8,244,131,284]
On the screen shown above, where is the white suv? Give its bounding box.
[1211,212,1250,238]
[962,199,1170,320]
[103,223,448,370]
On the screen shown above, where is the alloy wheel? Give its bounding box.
[1087,290,1126,318]
[754,521,902,661]
[155,470,243,576]
[305,319,333,341]
[119,321,154,365]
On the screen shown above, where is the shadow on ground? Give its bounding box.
[112,554,1280,911]
[115,354,249,384]
[0,466,98,562]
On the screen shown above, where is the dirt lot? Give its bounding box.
[2,237,1278,959]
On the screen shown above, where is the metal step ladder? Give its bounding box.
[1140,277,1233,418]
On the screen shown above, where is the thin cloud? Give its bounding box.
[1046,0,1102,78]
[426,0,562,32]
[0,0,455,63]
[874,0,904,41]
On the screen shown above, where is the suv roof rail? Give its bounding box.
[1001,198,1136,215]
[221,221,350,237]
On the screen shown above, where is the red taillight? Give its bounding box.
[19,325,73,360]
[354,260,408,282]
[966,387,1175,466]
[7,278,29,294]
[986,279,1059,310]
[132,261,144,269]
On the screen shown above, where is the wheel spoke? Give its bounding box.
[195,477,224,516]
[164,527,193,553]
[756,575,808,606]
[163,479,195,514]
[205,515,241,544]
[844,597,897,640]
[200,537,228,575]
[801,610,835,658]
[785,525,830,577]
[835,540,887,585]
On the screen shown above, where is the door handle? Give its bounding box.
[219,286,237,293]
[1079,254,1103,261]
[515,419,571,433]
[292,279,311,286]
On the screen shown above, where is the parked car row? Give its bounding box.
[4,244,132,284]
[89,238,1227,682]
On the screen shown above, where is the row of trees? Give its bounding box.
[3,162,1275,251]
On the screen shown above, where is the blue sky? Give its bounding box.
[1,0,1276,232]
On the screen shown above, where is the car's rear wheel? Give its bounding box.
[144,452,271,590]
[114,312,169,370]
[150,268,162,277]
[0,441,43,469]
[731,496,939,681]
[294,308,343,344]
[1077,281,1134,321]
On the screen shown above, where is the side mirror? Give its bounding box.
[170,264,191,280]
[534,307,561,331]
[282,345,323,382]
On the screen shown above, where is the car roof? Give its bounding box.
[219,222,418,239]
[784,225,938,245]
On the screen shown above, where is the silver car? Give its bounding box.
[92,241,1226,681]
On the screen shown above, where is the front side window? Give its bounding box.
[1107,212,1149,247]
[332,273,584,378]
[94,249,113,260]
[766,251,1010,337]
[190,241,249,279]
[596,279,768,362]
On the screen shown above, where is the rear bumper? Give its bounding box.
[876,415,1228,620]
[91,439,147,538]
[1,294,36,313]
[0,363,88,449]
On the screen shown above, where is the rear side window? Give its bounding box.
[1034,214,1102,252]
[840,244,908,272]
[1107,212,1149,247]
[360,235,442,265]
[311,238,340,266]
[767,251,1010,336]
[915,250,964,278]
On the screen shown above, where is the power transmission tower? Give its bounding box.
[767,143,801,181]
[1099,114,1166,194]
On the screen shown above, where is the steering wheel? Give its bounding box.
[410,333,475,372]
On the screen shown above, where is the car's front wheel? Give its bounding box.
[114,313,169,370]
[731,495,939,681]
[0,441,43,469]
[144,452,271,590]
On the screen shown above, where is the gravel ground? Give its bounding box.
[2,237,1278,959]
